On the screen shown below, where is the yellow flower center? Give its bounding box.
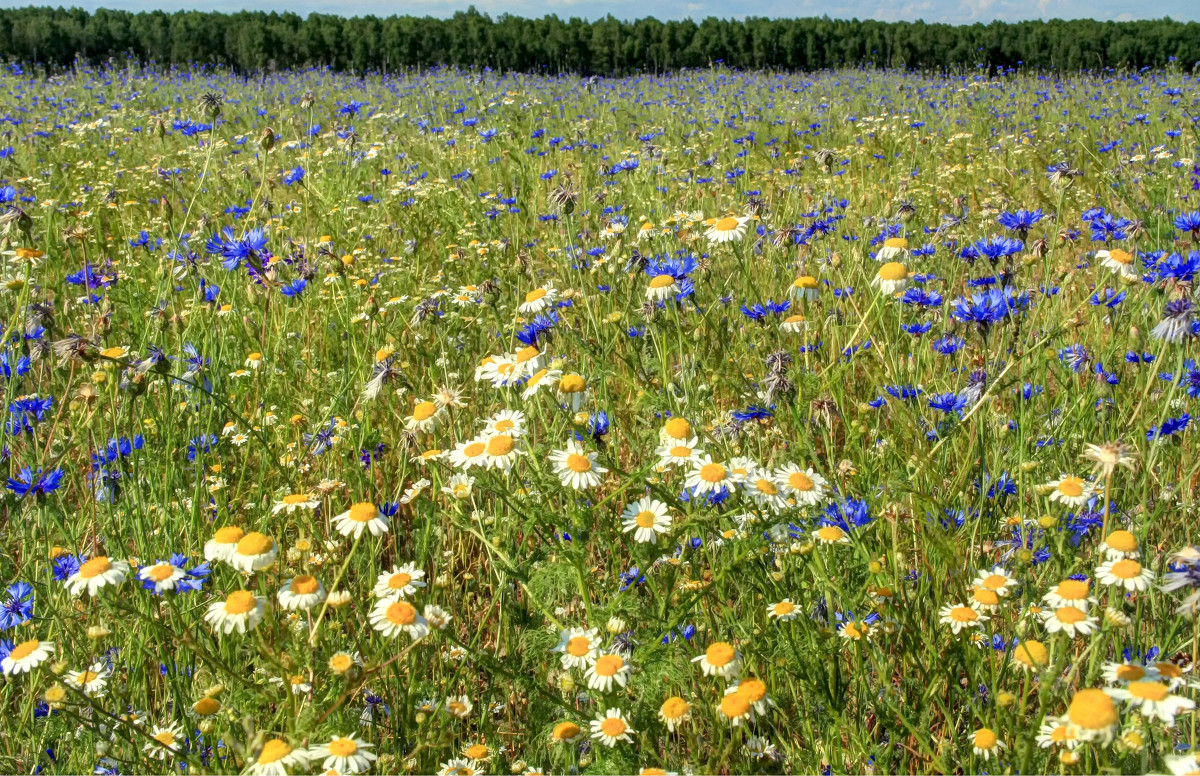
[877,262,908,281]
[516,345,540,363]
[9,639,41,661]
[389,572,413,590]
[599,717,627,736]
[720,693,751,718]
[788,471,814,491]
[698,463,727,483]
[736,679,767,702]
[256,740,293,765]
[553,721,581,740]
[213,525,245,544]
[566,453,593,473]
[1056,606,1086,624]
[224,591,258,615]
[77,670,100,684]
[78,557,113,579]
[1155,662,1184,679]
[1128,680,1170,701]
[1013,640,1048,667]
[1109,248,1133,264]
[236,532,274,556]
[386,601,417,625]
[1110,559,1142,580]
[463,442,486,458]
[793,275,818,289]
[146,564,175,582]
[660,696,689,719]
[566,636,592,657]
[1104,529,1138,552]
[291,575,320,595]
[773,601,795,616]
[714,216,740,231]
[412,401,437,421]
[981,574,1008,590]
[635,511,658,528]
[783,314,805,324]
[663,417,691,439]
[1115,664,1146,681]
[972,588,1000,606]
[330,654,354,672]
[282,493,312,505]
[1068,689,1118,730]
[949,606,978,623]
[464,744,488,759]
[525,288,547,303]
[816,525,845,542]
[154,731,176,747]
[1055,579,1089,600]
[1056,477,1084,497]
[593,654,624,677]
[559,374,586,393]
[754,478,779,495]
[193,697,220,716]
[883,237,909,249]
[706,642,735,667]
[487,435,514,456]
[973,728,997,750]
[649,274,676,289]
[329,738,359,757]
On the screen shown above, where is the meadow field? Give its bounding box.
[2,61,1200,775]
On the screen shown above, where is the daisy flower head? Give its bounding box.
[482,409,526,438]
[66,556,129,597]
[746,472,790,512]
[971,727,1006,761]
[658,696,692,732]
[449,437,490,470]
[548,440,607,490]
[774,463,828,506]
[970,586,1003,613]
[519,285,557,314]
[654,436,703,469]
[441,474,475,500]
[138,560,188,593]
[248,739,309,776]
[444,694,474,719]
[370,598,429,640]
[692,641,741,680]
[1097,247,1138,278]
[551,721,582,742]
[328,650,363,675]
[939,603,987,635]
[555,373,589,411]
[705,214,749,244]
[1036,715,1078,750]
[272,492,320,514]
[871,262,910,294]
[645,272,679,301]
[191,697,222,718]
[779,313,807,333]
[480,433,523,471]
[332,502,390,539]
[1,638,53,675]
[590,708,635,746]
[1106,681,1196,724]
[204,590,267,635]
[790,275,819,301]
[1098,529,1140,560]
[228,531,279,572]
[373,563,427,600]
[717,691,755,726]
[621,497,672,544]
[512,344,546,377]
[552,627,601,669]
[729,677,775,716]
[277,575,326,611]
[767,599,799,621]
[520,367,562,400]
[144,723,184,760]
[585,651,632,692]
[813,524,850,545]
[877,236,909,260]
[310,734,377,775]
[684,455,740,497]
[1102,661,1154,685]
[1041,605,1098,637]
[660,416,693,443]
[1045,474,1094,507]
[1043,578,1095,609]
[1011,639,1049,672]
[973,566,1019,597]
[1095,558,1154,591]
[438,758,482,776]
[1067,688,1119,745]
[65,661,110,696]
[406,400,444,432]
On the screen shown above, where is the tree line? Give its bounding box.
[0,6,1197,74]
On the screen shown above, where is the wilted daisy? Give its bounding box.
[548,440,607,490]
[1,638,53,675]
[1041,606,1098,637]
[1081,441,1137,478]
[138,560,188,593]
[144,723,185,760]
[369,599,429,640]
[877,236,909,260]
[424,604,453,630]
[1066,688,1119,745]
[692,641,741,679]
[310,734,377,775]
[705,215,749,243]
[621,497,672,544]
[938,603,987,635]
[556,373,589,411]
[779,313,807,333]
[519,285,557,313]
[1045,475,1094,507]
[228,532,279,572]
[1097,247,1138,278]
[65,661,110,696]
[970,728,1006,760]
[767,599,799,621]
[658,696,692,732]
[66,556,129,597]
[204,526,246,562]
[205,590,267,635]
[1107,681,1196,724]
[277,575,326,611]
[552,627,600,669]
[774,463,827,506]
[1098,529,1140,560]
[871,262,910,294]
[1095,558,1154,591]
[590,708,635,746]
[332,502,390,539]
[272,492,320,514]
[247,739,308,776]
[585,652,632,692]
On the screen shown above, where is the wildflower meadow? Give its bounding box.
[4,60,1200,775]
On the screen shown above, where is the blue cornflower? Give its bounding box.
[1089,213,1134,243]
[585,411,610,441]
[0,581,33,630]
[901,321,934,336]
[963,236,1023,264]
[885,384,923,402]
[928,392,968,415]
[618,566,646,592]
[0,349,31,380]
[931,334,965,356]
[997,208,1044,237]
[821,498,872,532]
[5,467,64,499]
[951,289,1009,330]
[1089,289,1126,308]
[280,278,308,298]
[1148,413,1190,441]
[1173,210,1200,238]
[186,434,218,462]
[52,554,82,581]
[1180,360,1200,398]
[731,404,774,422]
[899,288,942,307]
[1058,344,1091,373]
[282,166,305,186]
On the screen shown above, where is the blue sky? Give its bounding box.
[6,0,1198,23]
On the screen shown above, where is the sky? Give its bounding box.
[4,0,1198,23]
